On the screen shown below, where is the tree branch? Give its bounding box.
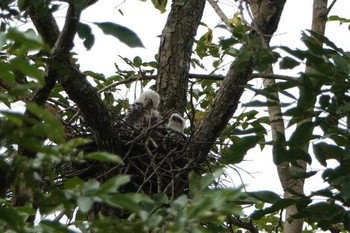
[187,0,287,161]
[29,6,60,47]
[326,0,337,16]
[28,2,117,151]
[27,6,60,105]
[229,216,258,233]
[97,73,296,94]
[189,52,253,161]
[51,5,80,60]
[207,0,228,23]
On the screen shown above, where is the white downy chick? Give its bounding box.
[166,113,185,133]
[124,90,161,129]
[136,90,160,110]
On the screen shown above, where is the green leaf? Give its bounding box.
[64,177,84,190]
[200,169,224,190]
[151,0,167,13]
[319,95,330,109]
[82,179,100,195]
[306,202,344,218]
[0,94,11,108]
[152,193,169,205]
[340,179,350,201]
[10,57,43,80]
[94,22,144,48]
[77,196,94,213]
[85,152,123,164]
[189,172,201,197]
[26,103,65,143]
[288,121,314,148]
[331,54,349,74]
[17,0,30,11]
[0,111,24,126]
[307,30,346,55]
[103,92,114,107]
[289,170,317,179]
[301,32,324,55]
[248,86,280,101]
[279,56,300,69]
[74,0,90,11]
[173,195,188,209]
[133,56,142,67]
[285,148,312,165]
[7,28,44,50]
[313,142,344,166]
[107,193,148,212]
[98,175,130,194]
[247,191,281,204]
[0,205,25,232]
[242,100,269,107]
[17,137,45,152]
[280,46,307,60]
[328,15,350,23]
[250,198,295,220]
[8,82,40,97]
[234,48,252,67]
[84,70,105,81]
[39,220,71,233]
[77,22,95,50]
[0,61,15,86]
[223,136,260,164]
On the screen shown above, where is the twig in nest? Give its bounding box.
[137,151,172,193]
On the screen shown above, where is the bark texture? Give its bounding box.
[156,0,206,115]
[28,6,60,106]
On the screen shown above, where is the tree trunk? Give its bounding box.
[156,0,206,115]
[282,1,329,232]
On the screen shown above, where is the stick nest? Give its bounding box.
[59,115,205,199]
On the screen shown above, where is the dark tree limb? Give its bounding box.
[51,5,80,60]
[42,2,118,151]
[26,5,60,105]
[189,53,253,161]
[29,6,60,48]
[188,0,287,162]
[229,216,258,233]
[97,73,296,94]
[249,0,287,43]
[26,1,116,152]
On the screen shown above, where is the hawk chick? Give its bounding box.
[166,113,185,133]
[124,90,161,129]
[136,90,160,110]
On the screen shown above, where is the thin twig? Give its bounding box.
[53,210,66,222]
[207,0,228,23]
[326,0,338,16]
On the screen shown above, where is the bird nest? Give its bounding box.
[117,118,191,198]
[59,114,195,200]
[58,90,218,203]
